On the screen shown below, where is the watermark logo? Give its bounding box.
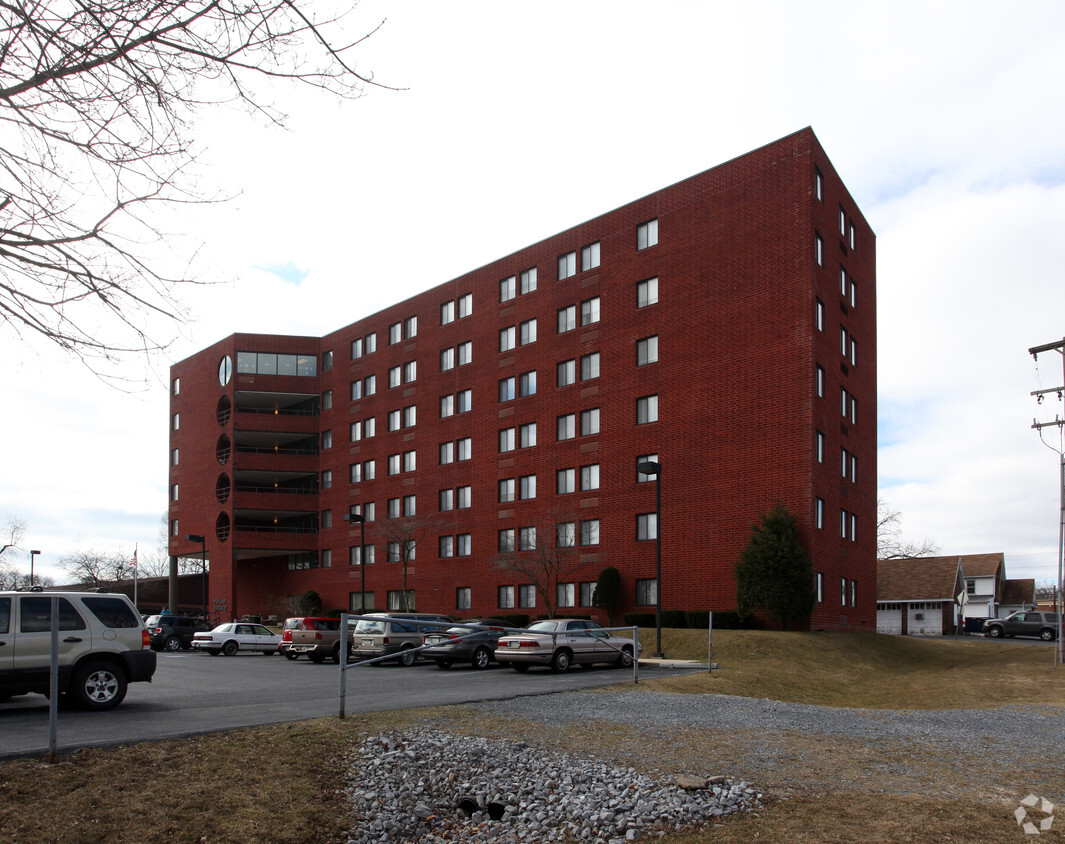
[1015,794,1055,835]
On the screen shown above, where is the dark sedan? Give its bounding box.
[421,620,515,670]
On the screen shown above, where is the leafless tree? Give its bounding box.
[1035,580,1060,606]
[0,516,38,588]
[58,548,134,589]
[491,507,592,619]
[0,0,388,378]
[374,514,449,612]
[135,511,200,578]
[877,497,941,560]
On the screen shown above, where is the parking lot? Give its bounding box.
[0,650,701,759]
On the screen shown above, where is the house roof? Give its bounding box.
[877,557,965,602]
[956,552,1006,578]
[1001,578,1035,605]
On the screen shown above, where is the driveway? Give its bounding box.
[0,651,699,759]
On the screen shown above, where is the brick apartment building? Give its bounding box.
[167,127,877,630]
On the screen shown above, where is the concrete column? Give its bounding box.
[168,555,179,613]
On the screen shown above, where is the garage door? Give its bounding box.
[877,605,902,635]
[908,603,942,636]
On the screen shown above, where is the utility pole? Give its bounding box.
[1029,337,1065,667]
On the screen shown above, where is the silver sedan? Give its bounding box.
[494,619,639,673]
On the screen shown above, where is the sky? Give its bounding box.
[4,1,1065,588]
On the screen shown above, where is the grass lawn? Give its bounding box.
[0,629,1062,843]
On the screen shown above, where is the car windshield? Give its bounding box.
[527,620,559,633]
[213,623,234,632]
[354,620,386,634]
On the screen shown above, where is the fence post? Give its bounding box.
[707,611,713,675]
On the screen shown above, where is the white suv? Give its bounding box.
[0,590,157,710]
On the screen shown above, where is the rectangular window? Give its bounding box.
[457,534,471,556]
[321,470,332,490]
[457,341,472,366]
[456,486,471,509]
[350,421,362,442]
[579,519,600,546]
[170,483,179,502]
[557,414,575,440]
[403,361,416,383]
[498,585,515,609]
[581,241,600,271]
[637,513,658,540]
[388,454,400,476]
[403,450,416,472]
[850,338,857,367]
[636,578,658,605]
[558,251,576,280]
[500,326,516,352]
[365,333,377,354]
[351,380,362,401]
[520,267,537,294]
[840,577,847,606]
[581,408,600,436]
[456,587,471,610]
[458,293,473,318]
[499,275,517,303]
[456,438,472,460]
[387,498,400,520]
[579,581,596,607]
[388,409,401,432]
[519,370,536,397]
[839,205,847,236]
[498,529,515,553]
[439,489,454,511]
[403,495,416,517]
[440,394,455,417]
[816,365,825,398]
[636,336,658,366]
[518,584,536,608]
[850,223,856,251]
[498,478,515,503]
[439,536,454,558]
[389,322,402,345]
[840,266,848,297]
[557,305,576,333]
[815,233,824,267]
[815,167,823,202]
[637,219,658,250]
[499,377,515,403]
[321,430,332,450]
[519,422,536,448]
[815,497,824,529]
[171,519,179,537]
[840,387,848,418]
[519,527,536,551]
[403,405,416,428]
[816,431,824,463]
[580,464,600,491]
[323,390,333,410]
[580,352,599,380]
[816,298,824,331]
[637,454,659,480]
[404,316,417,339]
[557,582,575,608]
[441,300,455,325]
[364,374,376,396]
[850,579,857,607]
[557,359,576,386]
[637,395,658,424]
[350,463,362,484]
[172,413,180,430]
[364,418,375,439]
[816,572,824,602]
[850,279,857,308]
[389,365,401,389]
[580,297,600,326]
[439,441,454,464]
[557,468,575,494]
[171,448,179,466]
[519,475,536,500]
[352,337,363,359]
[321,549,332,568]
[457,390,471,413]
[363,459,375,480]
[520,318,537,346]
[637,277,658,308]
[557,522,575,548]
[440,347,455,371]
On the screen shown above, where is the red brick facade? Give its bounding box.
[168,128,877,630]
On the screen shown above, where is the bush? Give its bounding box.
[661,609,687,628]
[622,612,657,627]
[710,610,758,630]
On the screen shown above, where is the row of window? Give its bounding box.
[812,499,859,541]
[814,572,859,607]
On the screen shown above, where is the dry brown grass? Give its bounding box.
[0,630,1062,843]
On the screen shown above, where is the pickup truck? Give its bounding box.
[282,616,346,663]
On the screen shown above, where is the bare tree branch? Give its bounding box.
[0,0,390,379]
[877,497,941,560]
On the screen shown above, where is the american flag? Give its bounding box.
[131,545,138,571]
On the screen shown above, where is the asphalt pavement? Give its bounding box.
[0,651,703,760]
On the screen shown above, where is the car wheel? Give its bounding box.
[284,650,298,660]
[435,660,453,670]
[550,649,572,673]
[616,646,634,668]
[471,647,491,670]
[164,636,182,652]
[70,661,127,711]
[263,648,276,655]
[1040,628,1055,641]
[986,626,1003,638]
[512,663,530,673]
[207,649,221,656]
[332,646,343,664]
[222,640,239,656]
[309,654,325,664]
[398,647,418,667]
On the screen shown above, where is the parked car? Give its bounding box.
[0,590,157,710]
[280,616,342,661]
[422,619,515,670]
[350,612,453,666]
[144,614,213,652]
[494,619,640,673]
[191,622,282,655]
[983,611,1061,641]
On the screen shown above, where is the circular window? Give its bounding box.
[218,354,232,386]
[215,474,231,504]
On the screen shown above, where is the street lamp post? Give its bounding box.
[29,550,41,588]
[343,512,366,612]
[636,461,664,658]
[184,534,207,618]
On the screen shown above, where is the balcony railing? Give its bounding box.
[234,484,318,495]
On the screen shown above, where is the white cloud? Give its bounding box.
[5,0,1065,586]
